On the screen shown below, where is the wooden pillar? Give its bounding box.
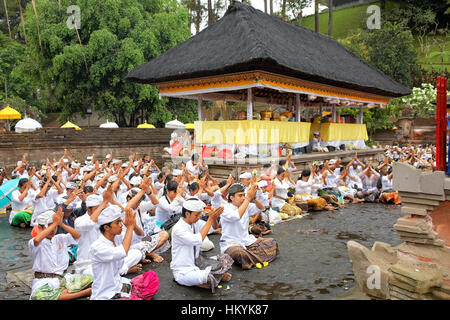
[358,105,363,124]
[436,76,447,171]
[296,93,301,122]
[319,105,323,117]
[197,96,203,121]
[332,104,337,122]
[247,88,253,120]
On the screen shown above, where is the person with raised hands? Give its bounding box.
[220,183,279,270]
[171,198,232,293]
[10,178,35,228]
[122,176,170,263]
[28,207,93,300]
[89,206,159,300]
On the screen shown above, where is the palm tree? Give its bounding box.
[31,0,42,49]
[270,0,273,15]
[314,0,319,32]
[328,0,333,36]
[264,0,267,13]
[3,0,11,39]
[17,0,27,43]
[207,0,213,25]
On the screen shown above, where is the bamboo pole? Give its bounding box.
[17,0,27,44]
[31,0,42,49]
[3,0,11,39]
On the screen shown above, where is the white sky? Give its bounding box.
[193,1,328,34]
[251,0,326,17]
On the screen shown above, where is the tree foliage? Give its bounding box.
[0,32,43,118]
[21,0,193,127]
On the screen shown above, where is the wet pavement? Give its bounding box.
[0,203,403,300]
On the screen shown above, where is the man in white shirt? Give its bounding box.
[220,183,279,270]
[312,131,328,152]
[31,171,64,227]
[90,205,159,300]
[185,153,206,178]
[171,198,232,292]
[29,208,92,300]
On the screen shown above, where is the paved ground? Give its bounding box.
[0,202,403,300]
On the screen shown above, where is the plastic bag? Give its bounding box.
[268,208,282,224]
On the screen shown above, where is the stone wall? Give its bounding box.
[0,128,173,171]
[347,163,450,300]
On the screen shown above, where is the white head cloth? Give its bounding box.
[98,205,122,225]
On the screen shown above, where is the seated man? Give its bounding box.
[220,183,279,270]
[89,205,159,300]
[171,198,232,293]
[311,131,328,152]
[28,208,93,300]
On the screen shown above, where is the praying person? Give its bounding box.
[29,208,93,300]
[89,205,159,300]
[220,183,279,270]
[171,198,232,292]
[10,178,34,228]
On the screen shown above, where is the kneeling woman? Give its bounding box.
[171,198,232,292]
[220,183,280,270]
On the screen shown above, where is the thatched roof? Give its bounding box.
[126,1,411,98]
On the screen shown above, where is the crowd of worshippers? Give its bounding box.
[0,144,434,300]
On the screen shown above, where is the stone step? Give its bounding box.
[431,288,450,300]
[394,223,433,234]
[390,264,443,292]
[396,230,438,240]
[398,192,445,202]
[389,285,431,300]
[401,206,429,216]
[395,216,432,229]
[399,236,445,247]
[400,197,441,207]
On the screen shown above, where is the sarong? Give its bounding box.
[31,274,93,300]
[225,238,279,270]
[141,232,171,254]
[205,254,234,293]
[306,198,327,211]
[11,210,32,227]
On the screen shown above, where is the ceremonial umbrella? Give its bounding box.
[15,117,42,133]
[99,120,119,128]
[185,123,195,129]
[61,121,82,130]
[0,178,20,210]
[165,119,185,129]
[137,121,155,129]
[0,106,21,131]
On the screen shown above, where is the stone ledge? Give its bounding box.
[401,206,429,216]
[400,197,441,207]
[393,162,445,196]
[394,223,433,234]
[396,231,438,240]
[398,192,445,202]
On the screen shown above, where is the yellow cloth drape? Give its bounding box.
[194,120,311,145]
[310,123,368,141]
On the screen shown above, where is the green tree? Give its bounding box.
[0,32,42,118]
[23,0,193,127]
[339,21,421,89]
